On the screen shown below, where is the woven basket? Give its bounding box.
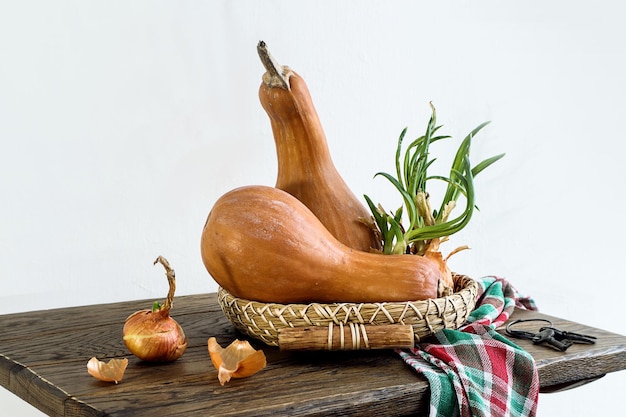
[217,273,480,348]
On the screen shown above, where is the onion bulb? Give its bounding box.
[123,256,188,362]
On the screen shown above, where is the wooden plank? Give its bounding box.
[0,294,226,416]
[0,294,430,416]
[1,294,626,416]
[72,350,428,416]
[1,354,72,417]
[10,344,429,416]
[0,293,219,343]
[0,305,223,366]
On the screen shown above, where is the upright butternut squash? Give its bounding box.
[257,41,381,252]
[201,185,441,303]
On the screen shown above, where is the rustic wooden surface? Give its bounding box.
[1,293,625,417]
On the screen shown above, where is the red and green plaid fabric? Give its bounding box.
[398,276,539,417]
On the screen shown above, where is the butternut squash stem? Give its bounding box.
[257,40,290,90]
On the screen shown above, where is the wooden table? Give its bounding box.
[1,293,625,416]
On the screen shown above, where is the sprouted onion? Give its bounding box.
[364,103,504,257]
[122,256,188,362]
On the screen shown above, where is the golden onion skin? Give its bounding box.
[123,308,187,362]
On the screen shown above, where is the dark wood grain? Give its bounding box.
[1,294,625,416]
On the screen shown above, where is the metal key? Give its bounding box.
[539,327,597,345]
[532,328,573,352]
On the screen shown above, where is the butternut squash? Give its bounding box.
[200,185,441,303]
[257,41,381,253]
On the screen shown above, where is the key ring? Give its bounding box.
[505,318,553,340]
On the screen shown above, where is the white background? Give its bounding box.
[1,1,625,415]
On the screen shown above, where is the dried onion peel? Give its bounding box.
[87,357,129,383]
[208,337,266,385]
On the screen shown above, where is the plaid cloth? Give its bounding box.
[397,276,540,417]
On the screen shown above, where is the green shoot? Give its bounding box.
[364,103,504,255]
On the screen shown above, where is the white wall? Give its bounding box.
[2,1,624,415]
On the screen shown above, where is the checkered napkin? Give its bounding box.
[397,276,540,417]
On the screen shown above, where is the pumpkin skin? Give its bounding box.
[259,71,381,253]
[200,185,441,303]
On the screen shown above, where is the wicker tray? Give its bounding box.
[217,273,479,348]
